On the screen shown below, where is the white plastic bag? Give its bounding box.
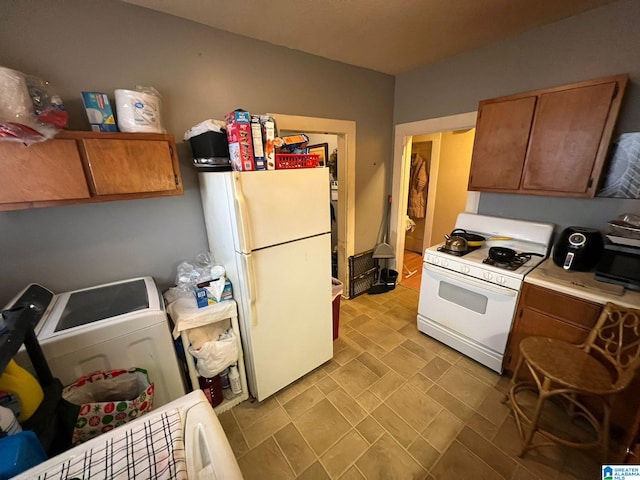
[170,251,226,301]
[188,330,238,378]
[0,66,67,144]
[183,118,226,141]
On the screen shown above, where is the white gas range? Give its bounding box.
[417,213,554,373]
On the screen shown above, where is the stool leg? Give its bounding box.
[519,377,551,457]
[505,354,526,406]
[507,355,527,438]
[601,400,611,461]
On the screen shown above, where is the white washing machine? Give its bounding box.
[7,276,186,408]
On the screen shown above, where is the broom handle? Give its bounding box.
[382,195,392,242]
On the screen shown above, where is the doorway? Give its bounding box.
[280,131,339,277]
[270,114,356,295]
[390,112,479,285]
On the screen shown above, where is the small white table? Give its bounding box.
[166,297,249,414]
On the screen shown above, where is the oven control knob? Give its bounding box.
[461,265,470,274]
[442,259,449,267]
[496,276,506,284]
[431,256,438,265]
[483,272,493,281]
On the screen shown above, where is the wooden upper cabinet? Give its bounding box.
[468,96,536,190]
[81,137,179,195]
[468,74,628,197]
[0,139,90,204]
[0,131,183,211]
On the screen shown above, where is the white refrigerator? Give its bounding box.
[198,168,333,401]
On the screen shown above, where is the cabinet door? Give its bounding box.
[468,96,536,191]
[82,138,178,195]
[504,308,590,374]
[522,81,618,194]
[503,283,601,373]
[0,139,90,204]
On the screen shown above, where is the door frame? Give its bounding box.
[390,112,479,281]
[270,114,356,296]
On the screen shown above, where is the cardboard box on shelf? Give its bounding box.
[81,92,118,132]
[225,110,254,171]
[250,115,266,170]
[193,278,233,308]
[261,115,276,170]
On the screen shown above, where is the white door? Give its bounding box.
[240,233,333,401]
[233,169,330,252]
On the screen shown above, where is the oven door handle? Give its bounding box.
[424,263,518,297]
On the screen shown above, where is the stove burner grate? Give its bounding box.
[437,245,480,257]
[483,253,532,271]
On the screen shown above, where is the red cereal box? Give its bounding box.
[225,110,254,171]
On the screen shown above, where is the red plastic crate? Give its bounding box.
[275,154,319,169]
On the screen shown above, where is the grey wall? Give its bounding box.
[394,0,640,236]
[0,0,394,306]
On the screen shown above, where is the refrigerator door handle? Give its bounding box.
[232,172,253,253]
[242,253,259,326]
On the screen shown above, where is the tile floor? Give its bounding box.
[218,285,607,479]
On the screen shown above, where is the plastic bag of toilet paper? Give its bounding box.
[114,85,165,133]
[0,66,68,144]
[188,329,238,377]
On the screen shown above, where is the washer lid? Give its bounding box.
[54,278,149,333]
[38,276,161,340]
[4,283,56,336]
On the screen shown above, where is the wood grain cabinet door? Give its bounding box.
[522,81,618,194]
[468,96,536,191]
[503,283,601,374]
[82,138,179,195]
[0,139,90,204]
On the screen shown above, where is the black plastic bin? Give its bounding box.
[331,278,344,340]
[381,268,398,290]
[189,131,231,171]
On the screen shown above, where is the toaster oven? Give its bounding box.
[595,243,640,291]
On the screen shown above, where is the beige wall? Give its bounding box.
[0,0,394,305]
[430,130,475,245]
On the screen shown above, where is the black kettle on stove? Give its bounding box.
[552,227,604,271]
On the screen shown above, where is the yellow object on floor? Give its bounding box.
[0,360,44,422]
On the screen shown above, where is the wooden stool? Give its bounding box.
[508,302,640,460]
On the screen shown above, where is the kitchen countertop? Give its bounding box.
[526,258,640,309]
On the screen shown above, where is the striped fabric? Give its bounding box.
[31,409,187,480]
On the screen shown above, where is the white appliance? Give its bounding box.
[418,213,554,373]
[12,390,243,479]
[199,169,333,401]
[7,277,186,408]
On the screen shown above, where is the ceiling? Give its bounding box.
[122,0,618,75]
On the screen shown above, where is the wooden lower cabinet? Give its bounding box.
[503,283,601,373]
[504,282,640,453]
[0,131,183,211]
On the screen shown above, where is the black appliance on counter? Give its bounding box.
[595,242,640,292]
[552,226,604,271]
